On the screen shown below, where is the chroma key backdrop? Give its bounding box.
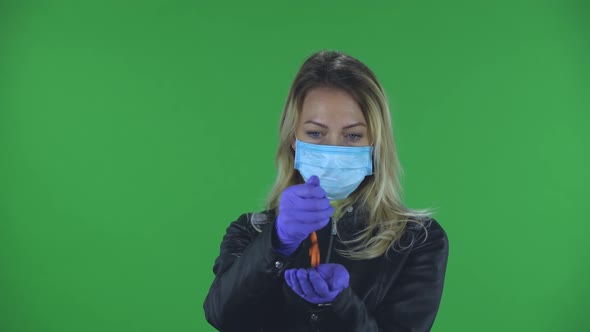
[1,1,588,331]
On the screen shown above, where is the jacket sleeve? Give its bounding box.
[203,213,297,331]
[327,218,449,332]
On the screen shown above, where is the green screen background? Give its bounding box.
[1,1,588,331]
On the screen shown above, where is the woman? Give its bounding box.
[203,50,449,331]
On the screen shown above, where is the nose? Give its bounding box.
[325,134,342,146]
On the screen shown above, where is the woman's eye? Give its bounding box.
[347,133,363,141]
[306,131,321,138]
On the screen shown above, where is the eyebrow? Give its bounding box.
[303,120,367,129]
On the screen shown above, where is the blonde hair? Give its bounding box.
[265,50,435,260]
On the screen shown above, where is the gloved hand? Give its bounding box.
[275,175,333,257]
[284,264,350,304]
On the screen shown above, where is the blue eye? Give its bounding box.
[306,131,321,138]
[347,133,363,141]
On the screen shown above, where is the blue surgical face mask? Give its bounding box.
[294,138,373,200]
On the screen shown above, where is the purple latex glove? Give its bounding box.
[275,175,333,257]
[284,264,350,304]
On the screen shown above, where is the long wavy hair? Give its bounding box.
[265,50,434,260]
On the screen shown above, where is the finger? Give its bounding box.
[288,270,304,296]
[326,264,350,291]
[284,269,294,288]
[295,195,333,211]
[293,183,327,199]
[332,273,349,291]
[283,194,332,212]
[327,289,342,301]
[296,269,315,297]
[312,198,332,211]
[306,175,320,187]
[316,264,334,280]
[308,269,330,297]
[287,209,332,225]
[316,205,334,220]
[308,185,328,199]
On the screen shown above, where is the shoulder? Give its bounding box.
[228,210,277,234]
[247,210,276,232]
[411,216,447,239]
[398,216,448,254]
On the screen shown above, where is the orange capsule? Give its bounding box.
[309,231,320,268]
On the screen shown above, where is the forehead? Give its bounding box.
[300,87,365,124]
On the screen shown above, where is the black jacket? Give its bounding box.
[204,204,449,331]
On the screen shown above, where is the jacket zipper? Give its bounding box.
[324,218,337,263]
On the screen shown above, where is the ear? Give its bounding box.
[291,136,296,150]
